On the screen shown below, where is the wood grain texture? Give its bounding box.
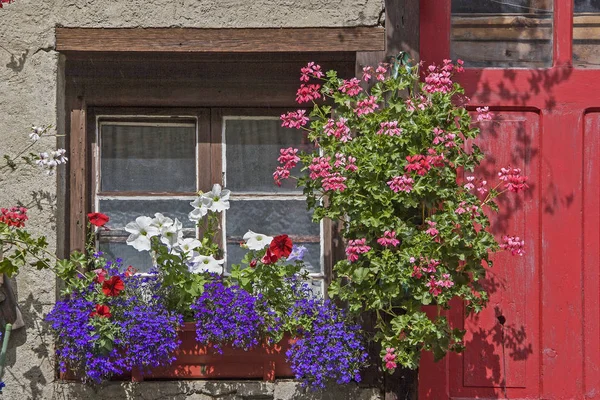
[56,27,385,53]
[69,97,87,253]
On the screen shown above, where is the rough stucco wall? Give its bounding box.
[0,1,384,399]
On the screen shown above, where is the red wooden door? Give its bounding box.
[418,1,600,399]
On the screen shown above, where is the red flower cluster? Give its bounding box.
[354,96,379,116]
[280,110,309,129]
[324,118,352,142]
[387,175,414,193]
[377,231,399,247]
[261,234,293,265]
[361,63,388,82]
[404,155,432,176]
[345,238,371,263]
[296,84,321,104]
[334,153,357,172]
[339,78,363,97]
[322,172,347,192]
[498,167,529,193]
[273,147,301,186]
[377,121,402,137]
[423,59,458,94]
[432,127,456,148]
[308,156,333,180]
[0,0,14,8]
[0,207,28,227]
[384,347,397,370]
[425,273,454,296]
[88,212,109,227]
[404,151,445,177]
[300,62,324,82]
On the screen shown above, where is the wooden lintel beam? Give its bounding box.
[55,27,385,53]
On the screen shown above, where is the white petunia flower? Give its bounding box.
[125,216,161,251]
[175,237,203,258]
[188,196,213,222]
[160,218,183,248]
[243,230,273,251]
[203,184,231,212]
[189,254,224,274]
[151,213,174,230]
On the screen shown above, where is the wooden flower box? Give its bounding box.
[60,323,295,382]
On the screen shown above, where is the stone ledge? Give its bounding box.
[51,380,382,400]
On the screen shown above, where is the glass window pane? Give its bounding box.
[224,118,314,193]
[98,240,153,272]
[100,123,196,192]
[574,1,600,67]
[98,199,196,229]
[451,0,553,68]
[225,199,319,238]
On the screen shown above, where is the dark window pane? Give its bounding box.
[573,1,600,67]
[224,119,314,193]
[99,240,153,272]
[225,199,319,238]
[453,0,548,13]
[98,199,196,229]
[575,0,600,12]
[100,123,196,192]
[451,0,553,68]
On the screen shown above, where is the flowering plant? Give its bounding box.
[191,280,277,354]
[121,183,228,317]
[123,183,368,387]
[46,260,182,383]
[284,279,367,389]
[276,58,529,370]
[0,124,70,277]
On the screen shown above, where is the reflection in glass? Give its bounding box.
[574,1,600,67]
[100,123,196,192]
[451,0,553,68]
[226,200,319,238]
[99,240,153,272]
[225,119,313,193]
[99,199,196,229]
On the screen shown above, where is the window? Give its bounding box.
[573,0,600,67]
[91,108,326,292]
[451,0,553,68]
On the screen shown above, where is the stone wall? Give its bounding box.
[0,1,384,398]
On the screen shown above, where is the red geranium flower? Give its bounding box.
[269,234,293,258]
[90,304,111,318]
[261,248,279,265]
[87,212,109,227]
[102,276,125,297]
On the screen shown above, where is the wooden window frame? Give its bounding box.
[214,108,332,289]
[78,107,332,283]
[89,108,208,255]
